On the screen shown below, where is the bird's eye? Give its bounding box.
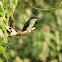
[11,31,12,32]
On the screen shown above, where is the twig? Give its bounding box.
[18,27,36,43]
[17,27,36,35]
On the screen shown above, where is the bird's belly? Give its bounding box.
[26,21,35,30]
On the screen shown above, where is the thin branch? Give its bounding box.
[17,27,36,35]
[9,27,36,36]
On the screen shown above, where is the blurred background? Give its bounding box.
[4,0,62,62]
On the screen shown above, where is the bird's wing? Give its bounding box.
[22,20,30,31]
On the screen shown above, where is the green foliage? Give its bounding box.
[0,0,18,61]
[0,0,62,62]
[0,57,3,62]
[7,0,62,62]
[0,46,7,59]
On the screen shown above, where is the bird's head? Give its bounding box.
[30,16,41,21]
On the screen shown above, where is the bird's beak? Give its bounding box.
[37,17,42,21]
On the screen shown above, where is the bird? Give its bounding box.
[7,16,41,37]
[18,16,41,43]
[7,27,17,36]
[22,16,41,31]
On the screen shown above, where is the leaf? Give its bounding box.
[0,46,7,59]
[0,58,3,62]
[10,0,18,13]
